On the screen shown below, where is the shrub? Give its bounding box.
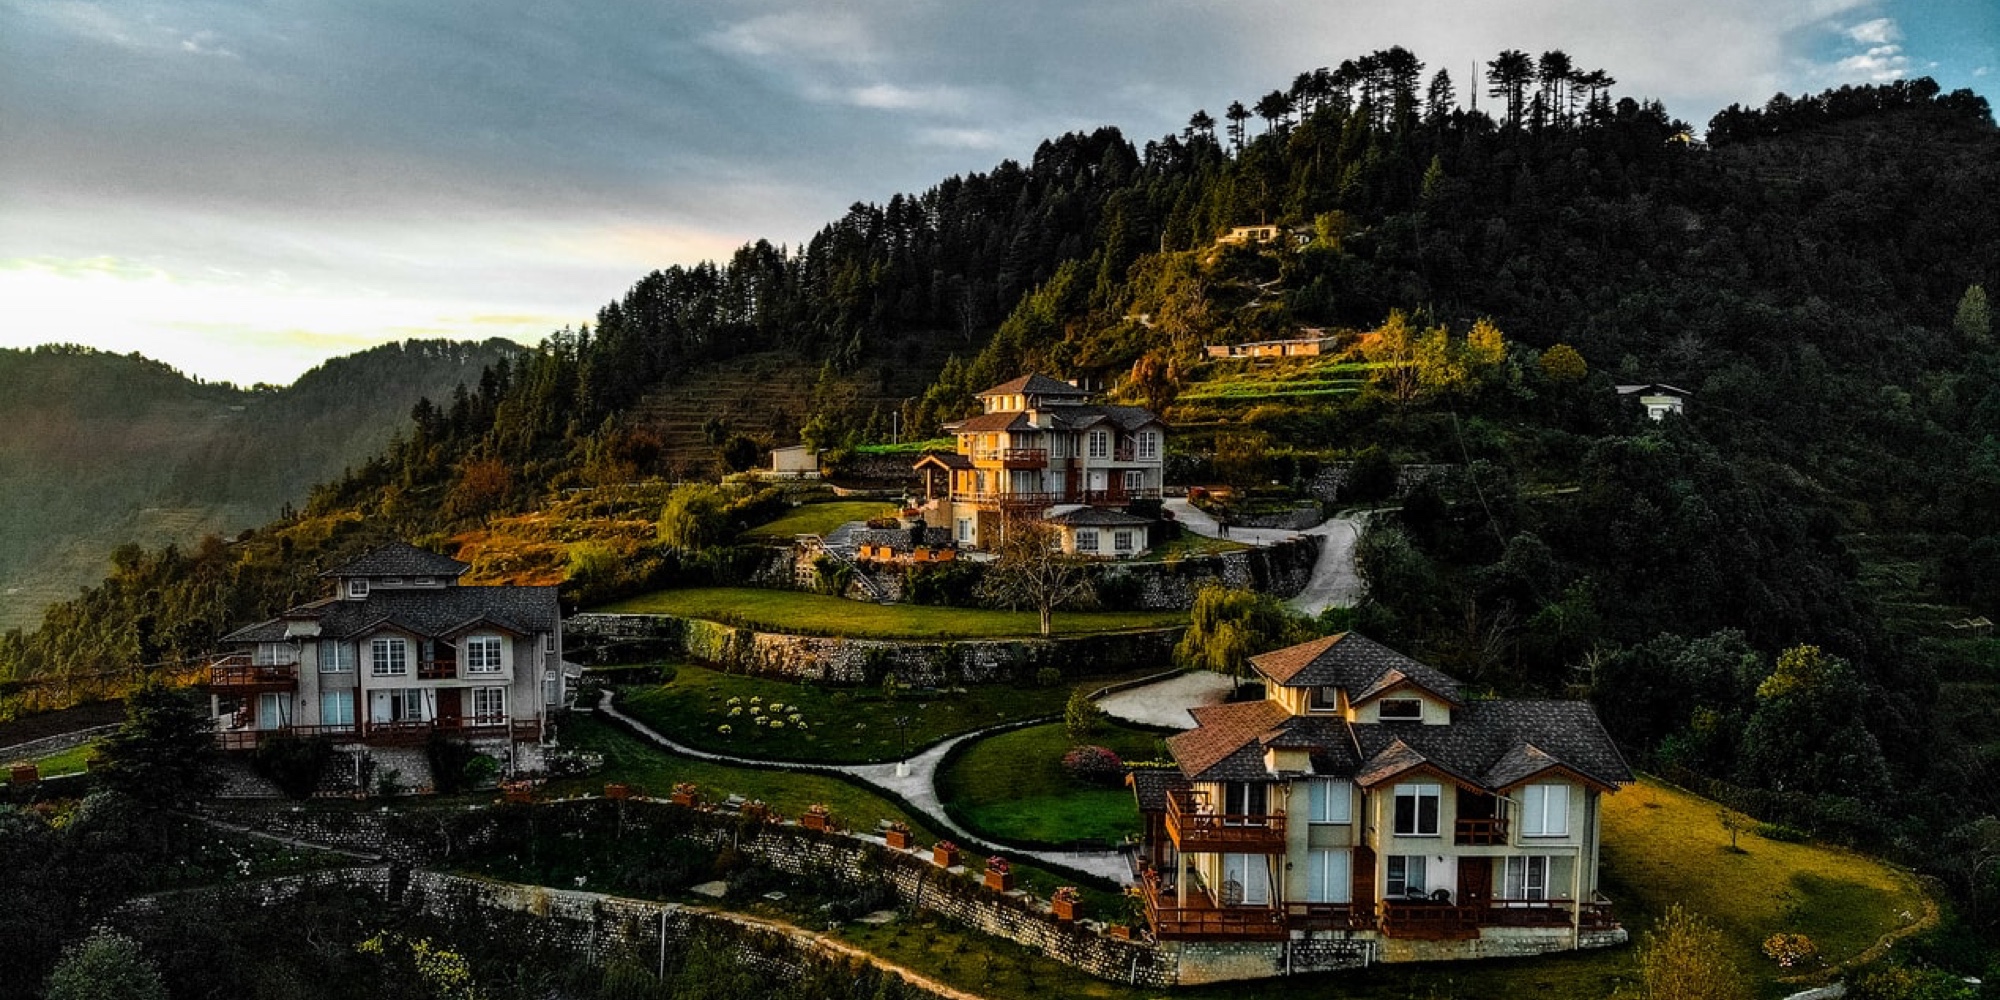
[1061,745,1125,787]
[1065,687,1105,743]
[426,734,481,794]
[1754,822,1810,843]
[1035,667,1062,689]
[251,733,335,800]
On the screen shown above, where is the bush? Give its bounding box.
[426,734,481,794]
[251,733,335,800]
[1061,745,1125,788]
[1065,687,1105,743]
[1035,667,1062,688]
[1754,822,1810,843]
[905,560,982,606]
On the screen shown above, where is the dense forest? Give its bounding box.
[3,46,1998,970]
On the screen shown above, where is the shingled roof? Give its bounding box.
[1042,506,1152,527]
[321,541,470,579]
[1249,633,1462,705]
[222,585,559,645]
[1348,701,1632,792]
[976,373,1087,398]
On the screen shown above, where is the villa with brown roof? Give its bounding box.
[1130,633,1631,969]
[911,373,1165,556]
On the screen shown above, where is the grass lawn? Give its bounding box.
[1144,531,1252,560]
[29,740,98,776]
[740,502,896,541]
[1599,777,1929,984]
[938,722,1168,847]
[595,587,1188,639]
[615,662,1138,764]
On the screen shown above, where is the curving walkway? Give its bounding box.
[1095,671,1234,730]
[596,690,1135,883]
[1163,498,1368,616]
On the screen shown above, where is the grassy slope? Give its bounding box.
[596,587,1187,639]
[939,722,1168,845]
[740,502,897,541]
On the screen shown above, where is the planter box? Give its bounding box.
[1052,898,1080,922]
[670,790,697,807]
[983,870,1013,893]
[503,788,533,804]
[604,783,631,800]
[9,763,38,785]
[885,829,914,850]
[933,847,960,869]
[802,812,829,832]
[1108,925,1132,940]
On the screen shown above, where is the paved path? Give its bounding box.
[596,690,1134,883]
[1096,671,1235,730]
[1164,499,1368,616]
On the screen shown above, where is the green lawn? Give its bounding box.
[615,663,1134,764]
[938,722,1167,847]
[595,587,1188,639]
[1144,531,1252,560]
[739,502,896,541]
[27,740,98,776]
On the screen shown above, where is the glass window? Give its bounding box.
[464,636,503,674]
[1504,856,1549,901]
[1386,855,1428,897]
[370,637,408,676]
[319,642,354,673]
[1221,854,1271,906]
[1305,849,1351,903]
[258,692,291,729]
[1393,783,1441,836]
[472,686,507,724]
[1137,431,1159,460]
[1308,778,1352,824]
[1522,784,1571,837]
[347,579,368,598]
[320,691,354,727]
[1224,782,1268,821]
[1309,685,1339,711]
[1379,698,1423,720]
[1076,530,1098,553]
[369,688,429,723]
[1113,530,1134,552]
[1123,470,1143,492]
[1088,430,1109,459]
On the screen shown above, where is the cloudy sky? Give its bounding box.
[2,0,1992,385]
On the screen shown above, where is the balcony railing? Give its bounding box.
[203,655,299,691]
[1284,901,1376,932]
[213,716,542,750]
[417,659,457,680]
[1139,875,1288,941]
[951,487,1162,509]
[1454,816,1509,845]
[1164,790,1287,853]
[1379,899,1482,940]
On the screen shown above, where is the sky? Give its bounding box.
[1,0,1993,386]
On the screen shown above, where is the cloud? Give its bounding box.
[1838,44,1910,81]
[702,10,882,67]
[178,30,237,59]
[842,83,971,113]
[1844,17,1900,45]
[913,127,1008,151]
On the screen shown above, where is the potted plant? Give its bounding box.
[741,799,773,823]
[802,803,831,831]
[983,855,1013,892]
[1052,886,1082,922]
[499,778,533,804]
[932,840,961,869]
[604,782,631,800]
[9,762,38,785]
[884,822,914,850]
[670,781,699,807]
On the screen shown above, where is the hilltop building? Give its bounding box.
[202,542,563,777]
[911,374,1165,557]
[1131,633,1631,965]
[1615,383,1691,421]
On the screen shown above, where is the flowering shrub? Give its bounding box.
[1061,745,1126,787]
[1762,933,1818,968]
[717,724,732,735]
[986,856,1011,875]
[1052,886,1081,904]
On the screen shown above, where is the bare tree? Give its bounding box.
[978,513,1096,636]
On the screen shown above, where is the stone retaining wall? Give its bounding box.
[1308,463,1461,503]
[1105,533,1322,610]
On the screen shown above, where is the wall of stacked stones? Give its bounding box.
[1102,534,1322,609]
[565,614,1184,686]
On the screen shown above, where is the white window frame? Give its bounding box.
[414,576,436,587]
[956,518,973,542]
[369,687,430,724]
[1113,529,1134,553]
[1521,783,1571,837]
[1378,698,1423,720]
[1076,529,1098,553]
[542,633,556,654]
[1137,430,1159,460]
[1393,783,1441,837]
[471,686,507,726]
[1386,855,1428,898]
[1304,848,1351,903]
[257,692,291,729]
[347,579,368,599]
[1221,853,1271,906]
[1307,778,1352,824]
[1088,430,1109,459]
[464,635,504,674]
[1503,855,1550,901]
[1123,469,1143,492]
[320,691,355,727]
[1309,685,1340,712]
[371,637,408,677]
[319,641,355,673]
[1223,782,1269,823]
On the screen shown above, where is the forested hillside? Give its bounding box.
[0,339,523,629]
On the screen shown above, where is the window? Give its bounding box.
[1304,849,1352,903]
[347,579,369,598]
[543,668,560,706]
[1393,783,1441,836]
[956,518,973,542]
[1386,855,1428,898]
[1224,782,1268,822]
[1378,698,1423,720]
[1088,430,1109,459]
[369,688,429,724]
[258,692,291,729]
[253,643,289,666]
[320,691,355,727]
[1123,470,1143,492]
[471,686,507,725]
[542,633,556,654]
[381,576,403,586]
[319,642,355,673]
[464,636,503,674]
[1504,856,1550,901]
[1137,430,1159,460]
[1521,783,1571,837]
[1076,530,1098,553]
[1113,530,1134,553]
[1307,778,1352,824]
[414,576,436,587]
[1220,854,1271,906]
[1309,685,1340,712]
[370,637,408,676]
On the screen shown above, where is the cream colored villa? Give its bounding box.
[912,373,1165,555]
[1131,633,1631,965]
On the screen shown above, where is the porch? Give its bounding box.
[214,717,543,750]
[1164,788,1287,854]
[1138,870,1375,941]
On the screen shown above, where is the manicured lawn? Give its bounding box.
[1144,531,1252,560]
[1599,777,1929,983]
[595,587,1188,639]
[30,740,99,776]
[615,662,1134,764]
[739,502,896,541]
[938,722,1167,847]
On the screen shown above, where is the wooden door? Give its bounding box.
[436,688,462,730]
[1459,856,1492,908]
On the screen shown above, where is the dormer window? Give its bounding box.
[1309,686,1340,712]
[414,576,436,587]
[347,579,369,599]
[1379,698,1422,721]
[382,576,403,586]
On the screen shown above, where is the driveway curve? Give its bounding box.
[1163,498,1369,616]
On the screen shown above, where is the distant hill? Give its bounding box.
[0,339,524,629]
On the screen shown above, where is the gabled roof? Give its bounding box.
[977,373,1087,398]
[1128,769,1192,813]
[223,584,559,646]
[1043,506,1152,527]
[1347,701,1633,792]
[1167,701,1291,781]
[945,411,1035,433]
[1616,383,1693,397]
[913,451,973,471]
[1250,633,1462,705]
[321,541,470,579]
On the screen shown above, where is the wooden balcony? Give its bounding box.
[999,448,1047,469]
[1379,899,1482,940]
[1140,874,1288,941]
[1284,901,1376,932]
[416,658,457,680]
[202,655,298,692]
[1454,816,1509,846]
[1165,790,1286,853]
[953,487,1163,510]
[213,717,541,751]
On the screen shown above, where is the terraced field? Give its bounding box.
[1174,358,1387,407]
